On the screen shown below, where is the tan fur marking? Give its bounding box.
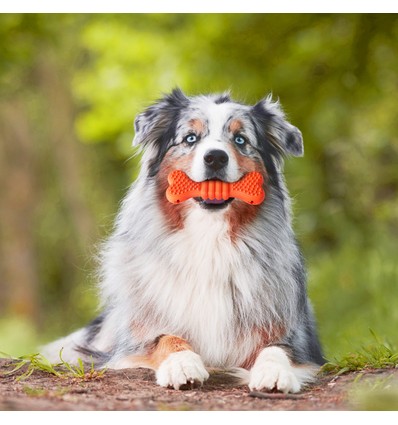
[189,118,205,135]
[227,150,268,241]
[239,326,286,369]
[234,151,263,173]
[227,202,261,242]
[157,150,196,231]
[229,119,243,134]
[117,335,193,370]
[149,335,193,368]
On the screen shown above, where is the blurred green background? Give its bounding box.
[0,14,397,361]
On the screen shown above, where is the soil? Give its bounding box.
[0,358,397,411]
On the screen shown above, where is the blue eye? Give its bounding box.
[185,134,198,144]
[234,135,246,145]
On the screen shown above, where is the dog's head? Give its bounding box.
[133,89,303,226]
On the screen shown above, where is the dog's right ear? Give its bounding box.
[133,88,190,148]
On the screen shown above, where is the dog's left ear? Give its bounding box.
[252,96,304,157]
[133,88,190,148]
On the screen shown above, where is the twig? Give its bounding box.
[249,391,304,400]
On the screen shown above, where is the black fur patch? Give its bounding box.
[85,313,105,344]
[75,344,113,365]
[74,313,114,366]
[251,100,303,157]
[147,118,179,178]
[285,129,304,156]
[137,88,190,178]
[214,94,232,104]
[248,109,283,192]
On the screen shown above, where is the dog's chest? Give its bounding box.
[164,208,255,299]
[150,209,265,366]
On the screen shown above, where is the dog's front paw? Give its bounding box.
[249,361,301,394]
[156,350,209,390]
[249,346,301,394]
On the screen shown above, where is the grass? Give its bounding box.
[353,385,398,410]
[308,241,398,359]
[348,372,398,410]
[319,330,398,410]
[0,349,106,381]
[22,385,50,397]
[322,331,398,375]
[22,385,71,398]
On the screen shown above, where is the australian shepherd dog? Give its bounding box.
[43,89,324,393]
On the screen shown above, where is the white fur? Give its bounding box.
[40,328,86,364]
[190,138,239,182]
[248,346,317,393]
[185,100,243,182]
[94,179,300,369]
[156,350,209,390]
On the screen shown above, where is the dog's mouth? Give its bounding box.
[193,197,234,210]
[192,177,235,210]
[166,170,265,209]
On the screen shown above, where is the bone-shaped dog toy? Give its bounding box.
[166,170,265,205]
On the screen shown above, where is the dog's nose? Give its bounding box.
[204,149,229,171]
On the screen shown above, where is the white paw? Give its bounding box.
[156,350,209,390]
[249,346,301,394]
[249,361,301,393]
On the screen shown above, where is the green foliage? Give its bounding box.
[1,350,106,381]
[308,238,398,357]
[0,316,39,357]
[58,349,106,380]
[22,386,50,397]
[322,332,398,375]
[351,376,398,411]
[2,352,63,381]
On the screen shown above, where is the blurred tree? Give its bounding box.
[0,98,39,320]
[0,15,116,332]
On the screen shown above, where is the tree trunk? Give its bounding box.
[0,99,40,321]
[36,51,95,250]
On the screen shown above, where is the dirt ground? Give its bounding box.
[1,358,397,411]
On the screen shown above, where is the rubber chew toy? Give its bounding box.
[166,170,265,205]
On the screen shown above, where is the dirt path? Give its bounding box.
[1,358,397,411]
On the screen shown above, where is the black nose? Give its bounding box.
[204,149,229,171]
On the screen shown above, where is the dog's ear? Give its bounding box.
[133,88,189,148]
[252,95,304,157]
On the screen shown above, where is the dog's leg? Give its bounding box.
[111,335,209,390]
[248,346,318,394]
[154,335,209,390]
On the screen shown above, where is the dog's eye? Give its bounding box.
[234,135,247,146]
[184,134,198,144]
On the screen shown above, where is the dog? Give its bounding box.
[42,88,324,393]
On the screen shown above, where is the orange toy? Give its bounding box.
[166,170,265,205]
